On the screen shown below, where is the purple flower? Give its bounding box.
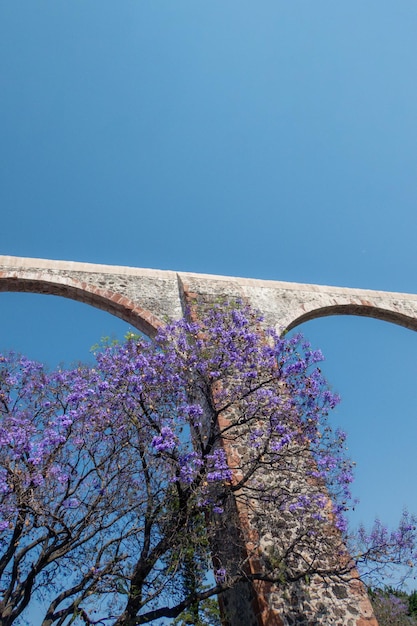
[152,427,177,452]
[206,449,233,483]
[215,567,227,583]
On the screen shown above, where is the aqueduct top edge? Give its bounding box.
[1,254,416,299]
[1,255,417,335]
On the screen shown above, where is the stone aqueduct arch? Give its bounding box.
[2,255,417,626]
[1,255,417,338]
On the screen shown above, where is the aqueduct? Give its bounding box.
[1,255,417,339]
[2,254,417,625]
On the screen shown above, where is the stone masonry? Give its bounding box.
[2,254,417,624]
[1,255,417,338]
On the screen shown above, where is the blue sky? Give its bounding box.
[1,0,417,603]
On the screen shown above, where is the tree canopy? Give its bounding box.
[0,302,416,625]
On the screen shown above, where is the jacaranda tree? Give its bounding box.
[0,302,416,625]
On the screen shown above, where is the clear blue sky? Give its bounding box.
[1,0,417,593]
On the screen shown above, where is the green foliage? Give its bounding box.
[409,591,417,617]
[90,329,141,354]
[169,516,219,626]
[172,597,221,626]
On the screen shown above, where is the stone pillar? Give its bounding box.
[182,287,378,626]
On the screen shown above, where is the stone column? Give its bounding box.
[182,286,377,626]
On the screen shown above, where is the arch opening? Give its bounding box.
[0,275,163,339]
[288,313,417,587]
[0,292,140,367]
[285,303,417,335]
